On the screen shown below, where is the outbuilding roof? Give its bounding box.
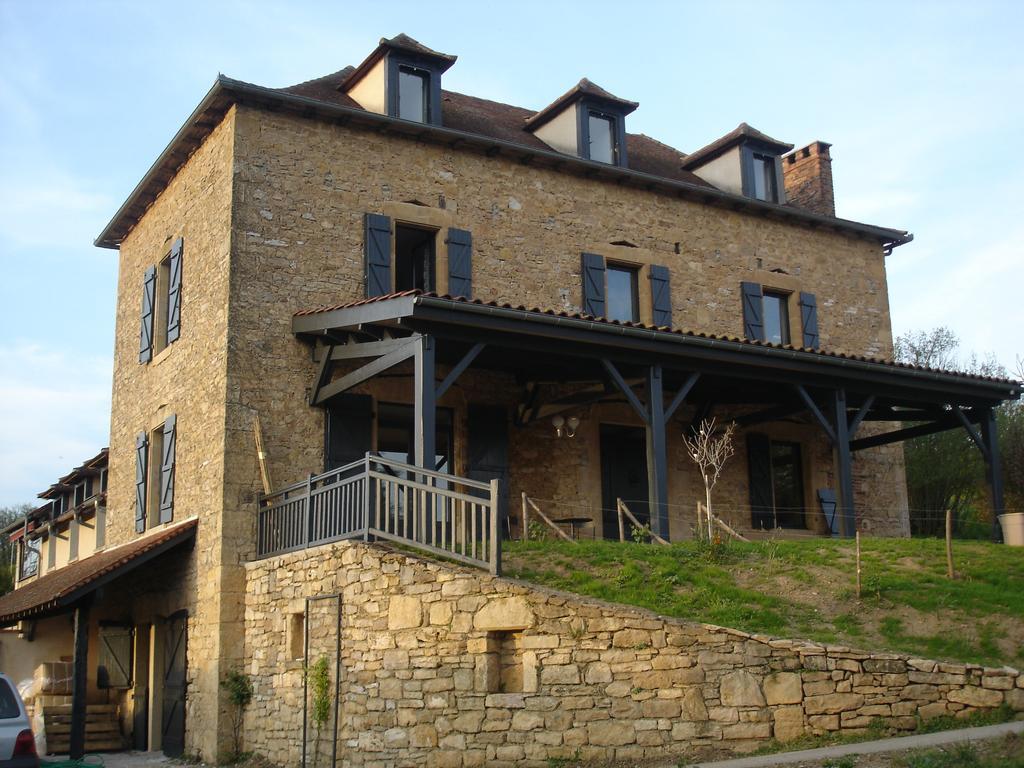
[0,518,197,625]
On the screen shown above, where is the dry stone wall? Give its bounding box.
[243,541,1022,767]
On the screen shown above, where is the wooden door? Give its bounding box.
[161,612,188,757]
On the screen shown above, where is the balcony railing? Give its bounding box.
[257,454,502,574]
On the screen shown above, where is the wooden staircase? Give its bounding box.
[43,704,124,754]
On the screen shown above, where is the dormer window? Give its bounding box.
[398,65,429,122]
[526,79,637,168]
[585,110,618,165]
[683,123,792,204]
[340,34,457,127]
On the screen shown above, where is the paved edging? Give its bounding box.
[678,719,1024,767]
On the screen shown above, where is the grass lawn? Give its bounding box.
[502,536,1024,668]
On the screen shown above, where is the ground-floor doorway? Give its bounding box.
[600,425,649,539]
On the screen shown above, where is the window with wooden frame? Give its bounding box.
[19,537,39,580]
[135,415,176,533]
[139,238,182,363]
[581,253,672,327]
[741,282,820,349]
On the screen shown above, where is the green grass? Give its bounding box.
[894,734,1024,767]
[503,536,1024,667]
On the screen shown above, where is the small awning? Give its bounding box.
[0,518,197,625]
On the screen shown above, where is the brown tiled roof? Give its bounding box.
[682,122,795,170]
[339,33,457,92]
[282,73,707,186]
[294,291,1020,388]
[0,519,197,625]
[524,77,639,131]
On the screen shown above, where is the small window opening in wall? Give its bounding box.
[395,224,436,292]
[484,630,523,693]
[288,612,305,660]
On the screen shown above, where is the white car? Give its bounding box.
[0,674,38,768]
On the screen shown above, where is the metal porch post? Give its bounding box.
[646,365,670,541]
[414,334,437,471]
[70,596,92,759]
[980,407,1005,543]
[833,388,855,538]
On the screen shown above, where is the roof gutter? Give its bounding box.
[412,295,1021,399]
[96,75,913,250]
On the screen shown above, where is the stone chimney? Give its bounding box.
[782,141,835,217]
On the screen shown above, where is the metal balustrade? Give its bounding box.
[257,454,502,574]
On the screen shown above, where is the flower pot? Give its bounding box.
[998,512,1024,546]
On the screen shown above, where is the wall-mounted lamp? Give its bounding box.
[552,415,580,438]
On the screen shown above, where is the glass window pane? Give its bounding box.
[588,114,615,164]
[398,68,428,122]
[752,154,777,201]
[762,293,789,345]
[770,442,805,528]
[606,266,638,322]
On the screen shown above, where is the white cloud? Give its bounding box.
[0,342,111,507]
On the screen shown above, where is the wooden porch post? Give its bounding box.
[646,365,670,541]
[70,596,92,759]
[833,388,856,538]
[980,407,1005,543]
[414,334,437,471]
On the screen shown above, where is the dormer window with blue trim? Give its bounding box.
[340,34,457,127]
[682,123,793,204]
[526,79,638,168]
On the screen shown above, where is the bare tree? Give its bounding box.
[683,419,737,539]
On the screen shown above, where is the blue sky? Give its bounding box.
[1,0,1021,506]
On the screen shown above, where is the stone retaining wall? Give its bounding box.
[243,541,1022,766]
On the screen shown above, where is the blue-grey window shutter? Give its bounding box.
[649,264,672,328]
[799,292,820,349]
[364,214,392,297]
[135,432,148,533]
[741,281,765,341]
[139,266,156,363]
[166,238,183,344]
[581,253,606,317]
[447,228,473,298]
[747,433,773,529]
[160,415,176,524]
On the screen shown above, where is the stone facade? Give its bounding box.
[95,70,912,759]
[243,541,1022,767]
[106,109,236,756]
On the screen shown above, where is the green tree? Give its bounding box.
[894,329,1011,537]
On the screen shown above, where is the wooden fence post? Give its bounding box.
[855,530,862,599]
[521,491,529,541]
[618,501,626,542]
[490,478,502,576]
[945,508,955,579]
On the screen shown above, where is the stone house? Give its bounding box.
[0,33,1019,763]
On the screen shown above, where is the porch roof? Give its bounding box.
[292,291,1021,408]
[0,518,197,626]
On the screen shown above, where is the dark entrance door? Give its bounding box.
[161,611,188,757]
[467,405,510,535]
[600,425,649,539]
[132,624,151,750]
